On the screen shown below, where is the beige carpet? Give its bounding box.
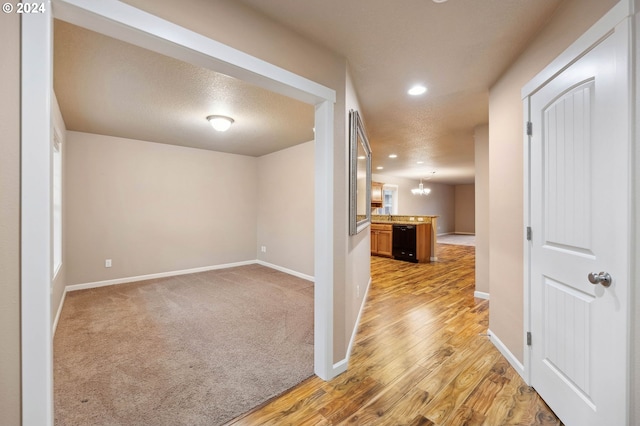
[437,233,476,246]
[54,264,314,426]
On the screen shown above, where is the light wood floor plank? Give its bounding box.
[227,245,562,426]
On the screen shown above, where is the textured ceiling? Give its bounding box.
[54,0,563,182]
[53,20,315,157]
[239,0,562,183]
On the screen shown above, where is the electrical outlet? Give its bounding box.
[261,246,267,253]
[105,259,112,268]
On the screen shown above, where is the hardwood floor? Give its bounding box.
[228,244,562,426]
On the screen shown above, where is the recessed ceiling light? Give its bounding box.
[358,155,366,160]
[417,161,424,164]
[389,154,397,158]
[207,115,234,132]
[432,0,448,3]
[376,166,384,170]
[408,85,427,96]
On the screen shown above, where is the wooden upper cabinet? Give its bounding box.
[371,182,383,206]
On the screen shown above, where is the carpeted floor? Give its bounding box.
[54,264,314,426]
[437,233,476,246]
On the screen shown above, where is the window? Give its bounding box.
[53,129,62,278]
[382,184,398,215]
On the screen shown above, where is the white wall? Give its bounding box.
[257,141,314,277]
[372,173,455,234]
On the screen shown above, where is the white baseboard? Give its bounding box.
[52,287,68,337]
[331,276,372,376]
[454,232,475,235]
[488,329,525,381]
[430,256,438,261]
[65,260,313,292]
[474,291,490,300]
[255,260,314,282]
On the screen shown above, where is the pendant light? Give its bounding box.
[411,179,431,195]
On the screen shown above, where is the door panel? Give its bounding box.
[528,20,629,426]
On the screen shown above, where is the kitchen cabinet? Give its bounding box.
[371,223,393,257]
[371,181,383,208]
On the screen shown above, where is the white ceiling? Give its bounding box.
[54,0,563,183]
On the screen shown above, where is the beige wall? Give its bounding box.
[474,125,490,296]
[257,141,315,277]
[345,69,371,359]
[372,173,455,234]
[488,0,619,362]
[51,92,67,325]
[0,12,21,426]
[65,132,259,285]
[454,184,475,234]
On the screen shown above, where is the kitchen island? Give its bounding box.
[370,215,438,263]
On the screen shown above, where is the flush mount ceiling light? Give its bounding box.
[207,115,234,132]
[408,85,427,96]
[432,0,448,3]
[388,154,398,158]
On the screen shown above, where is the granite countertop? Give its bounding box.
[371,214,436,226]
[372,220,428,226]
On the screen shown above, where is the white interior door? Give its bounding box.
[528,19,630,426]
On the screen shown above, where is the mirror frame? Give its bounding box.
[349,109,372,235]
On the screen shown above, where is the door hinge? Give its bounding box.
[526,121,533,136]
[527,331,532,346]
[526,226,532,241]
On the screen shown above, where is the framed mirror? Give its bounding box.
[349,109,372,235]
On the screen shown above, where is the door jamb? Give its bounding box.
[521,0,633,400]
[22,1,337,424]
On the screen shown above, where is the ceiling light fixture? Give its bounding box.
[411,179,431,195]
[412,172,435,195]
[376,166,384,170]
[207,115,234,132]
[408,85,427,96]
[389,154,398,158]
[432,0,448,3]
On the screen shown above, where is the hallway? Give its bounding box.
[229,244,561,425]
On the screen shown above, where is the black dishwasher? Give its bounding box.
[392,225,417,263]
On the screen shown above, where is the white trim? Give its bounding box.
[521,0,634,394]
[521,1,629,98]
[52,288,67,337]
[66,260,256,292]
[255,260,314,282]
[523,97,532,385]
[22,9,54,426]
[24,2,337,423]
[332,276,372,376]
[430,256,438,262]
[53,0,335,106]
[488,329,526,382]
[473,291,490,300]
[314,100,335,380]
